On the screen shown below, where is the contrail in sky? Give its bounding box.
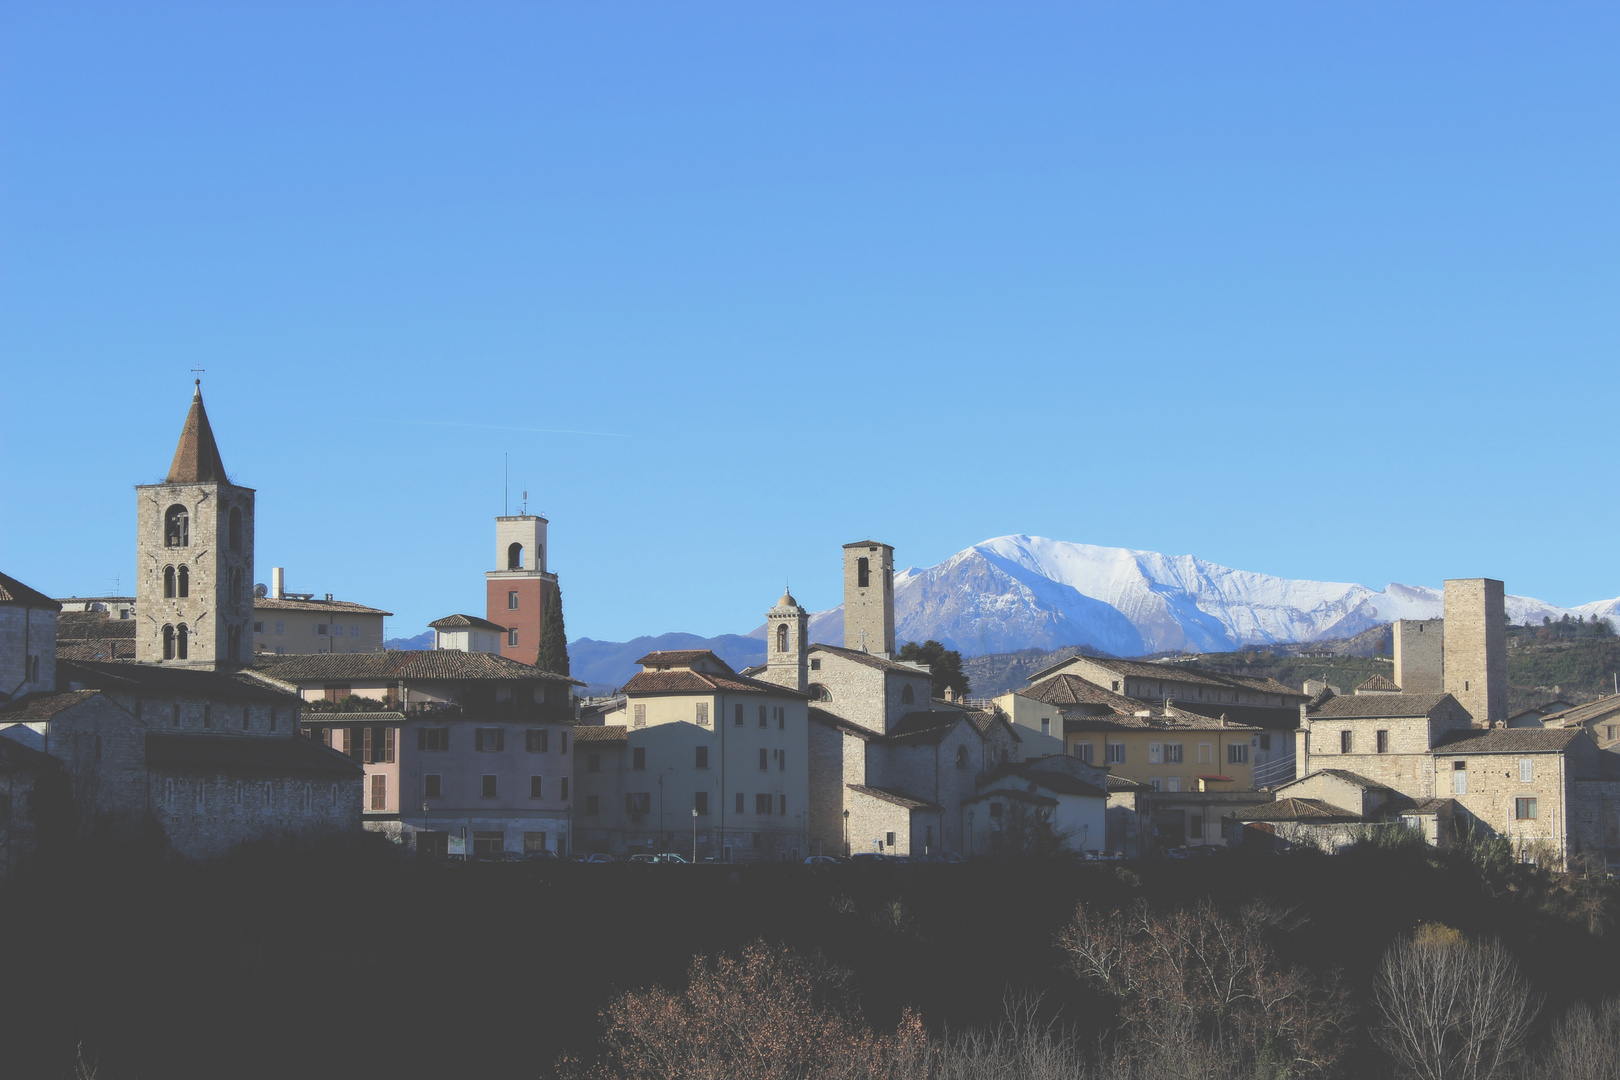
[369,419,631,438]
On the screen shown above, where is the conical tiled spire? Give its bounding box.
[166,380,228,483]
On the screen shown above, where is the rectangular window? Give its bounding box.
[695,746,709,769]
[560,777,568,800]
[508,591,519,610]
[780,794,787,815]
[633,704,646,728]
[1376,730,1390,754]
[476,728,504,752]
[253,621,264,633]
[777,749,786,772]
[1516,797,1537,820]
[626,793,650,815]
[695,791,709,814]
[1040,718,1051,736]
[1149,743,1162,764]
[633,747,646,770]
[316,624,328,636]
[810,658,820,670]
[885,831,896,847]
[1452,761,1467,795]
[1106,743,1126,764]
[735,792,745,813]
[330,624,343,638]
[1074,742,1094,763]
[523,832,548,854]
[587,753,600,772]
[424,774,442,799]
[759,705,768,728]
[1165,743,1183,764]
[418,727,449,751]
[274,621,285,635]
[560,731,567,754]
[1228,743,1249,765]
[1259,733,1271,751]
[527,729,549,752]
[530,776,544,799]
[1607,724,1617,742]
[1198,743,1213,764]
[370,774,387,811]
[349,625,359,638]
[759,748,768,771]
[755,794,772,814]
[1518,759,1534,783]
[481,775,498,798]
[508,629,519,646]
[696,702,709,726]
[734,704,744,726]
[586,795,599,815]
[778,707,785,730]
[1340,730,1353,753]
[1166,777,1181,792]
[473,832,504,857]
[1150,777,1162,791]
[1189,815,1204,840]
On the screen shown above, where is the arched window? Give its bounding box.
[177,566,189,598]
[176,623,189,660]
[165,505,189,547]
[809,684,832,702]
[163,566,176,598]
[229,507,243,552]
[856,557,870,588]
[956,745,969,769]
[901,684,915,705]
[776,623,788,653]
[162,624,176,660]
[508,542,524,570]
[230,567,242,603]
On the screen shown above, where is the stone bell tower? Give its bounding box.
[843,540,895,660]
[135,381,256,669]
[762,588,809,694]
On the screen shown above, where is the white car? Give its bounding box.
[803,855,841,865]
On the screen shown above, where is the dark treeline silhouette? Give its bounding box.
[6,838,1620,1080]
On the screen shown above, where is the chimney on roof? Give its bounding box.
[325,593,334,602]
[272,567,285,600]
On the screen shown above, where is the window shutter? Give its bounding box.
[363,726,373,763]
[496,728,505,751]
[385,727,396,764]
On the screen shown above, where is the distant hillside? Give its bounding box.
[384,631,432,651]
[569,632,766,696]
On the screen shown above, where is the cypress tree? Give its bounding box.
[538,586,571,676]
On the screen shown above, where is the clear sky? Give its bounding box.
[3,3,1618,643]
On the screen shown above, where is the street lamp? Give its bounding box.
[692,806,699,863]
[967,810,974,858]
[842,808,850,858]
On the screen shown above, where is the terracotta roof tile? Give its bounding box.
[0,690,108,721]
[847,783,941,813]
[808,707,878,740]
[634,650,726,667]
[0,572,61,611]
[1432,727,1584,754]
[809,643,932,677]
[1310,693,1456,719]
[426,614,507,631]
[165,384,230,484]
[1355,674,1401,693]
[622,668,806,698]
[61,660,299,702]
[256,598,393,616]
[145,732,361,777]
[254,651,581,684]
[573,725,628,743]
[1237,797,1361,823]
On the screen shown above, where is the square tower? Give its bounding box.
[843,541,895,660]
[135,383,256,669]
[1393,619,1444,693]
[485,514,556,667]
[761,589,809,694]
[1443,578,1506,726]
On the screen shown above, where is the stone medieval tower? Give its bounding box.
[1443,578,1506,725]
[843,540,895,660]
[762,588,809,694]
[136,382,255,669]
[1393,618,1445,693]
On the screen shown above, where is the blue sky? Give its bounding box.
[3,3,1618,643]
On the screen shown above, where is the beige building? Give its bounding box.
[1549,697,1620,749]
[428,613,506,655]
[253,583,391,657]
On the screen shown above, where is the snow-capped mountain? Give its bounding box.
[772,535,1607,658]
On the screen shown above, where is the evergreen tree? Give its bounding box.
[896,639,969,699]
[538,587,570,676]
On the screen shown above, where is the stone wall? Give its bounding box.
[0,606,57,701]
[807,651,889,732]
[1303,716,1441,795]
[1442,748,1572,860]
[1444,578,1507,725]
[135,480,256,667]
[150,769,362,859]
[844,787,911,855]
[842,542,895,659]
[1393,619,1444,693]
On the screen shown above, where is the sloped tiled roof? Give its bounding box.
[254,651,581,685]
[145,732,361,777]
[1310,693,1455,719]
[57,612,138,639]
[297,711,404,723]
[1063,710,1262,734]
[979,762,1107,799]
[572,725,628,744]
[1432,727,1584,754]
[56,641,137,662]
[256,598,393,616]
[0,731,63,774]
[622,667,805,698]
[1021,674,1147,715]
[61,660,299,702]
[1237,797,1361,823]
[0,690,108,721]
[847,783,941,813]
[1162,701,1301,730]
[1548,697,1620,728]
[634,650,727,667]
[885,710,968,743]
[427,614,507,631]
[1305,768,1394,791]
[808,707,878,740]
[1354,674,1401,693]
[0,572,61,610]
[809,643,932,677]
[165,383,230,484]
[963,787,1059,809]
[1033,656,1308,700]
[1105,774,1151,792]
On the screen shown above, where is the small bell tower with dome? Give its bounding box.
[762,588,809,695]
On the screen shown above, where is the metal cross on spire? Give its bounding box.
[190,364,206,386]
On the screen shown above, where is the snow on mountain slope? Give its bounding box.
[770,535,1598,658]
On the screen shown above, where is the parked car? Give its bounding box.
[480,851,527,863]
[628,854,657,864]
[912,852,946,864]
[580,852,617,863]
[803,855,841,865]
[1163,846,1191,859]
[939,851,965,863]
[849,852,891,864]
[652,853,690,864]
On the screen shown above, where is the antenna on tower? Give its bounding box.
[504,454,509,516]
[522,490,528,514]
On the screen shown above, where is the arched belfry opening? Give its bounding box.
[856,557,870,588]
[165,505,189,547]
[177,566,190,598]
[776,623,788,653]
[164,566,176,598]
[175,624,190,660]
[507,542,524,570]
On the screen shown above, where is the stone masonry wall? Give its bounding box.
[842,543,895,658]
[1394,619,1445,693]
[808,651,889,732]
[1444,578,1506,725]
[1442,750,1571,860]
[150,770,362,860]
[0,607,57,700]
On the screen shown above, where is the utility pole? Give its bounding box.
[692,806,698,863]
